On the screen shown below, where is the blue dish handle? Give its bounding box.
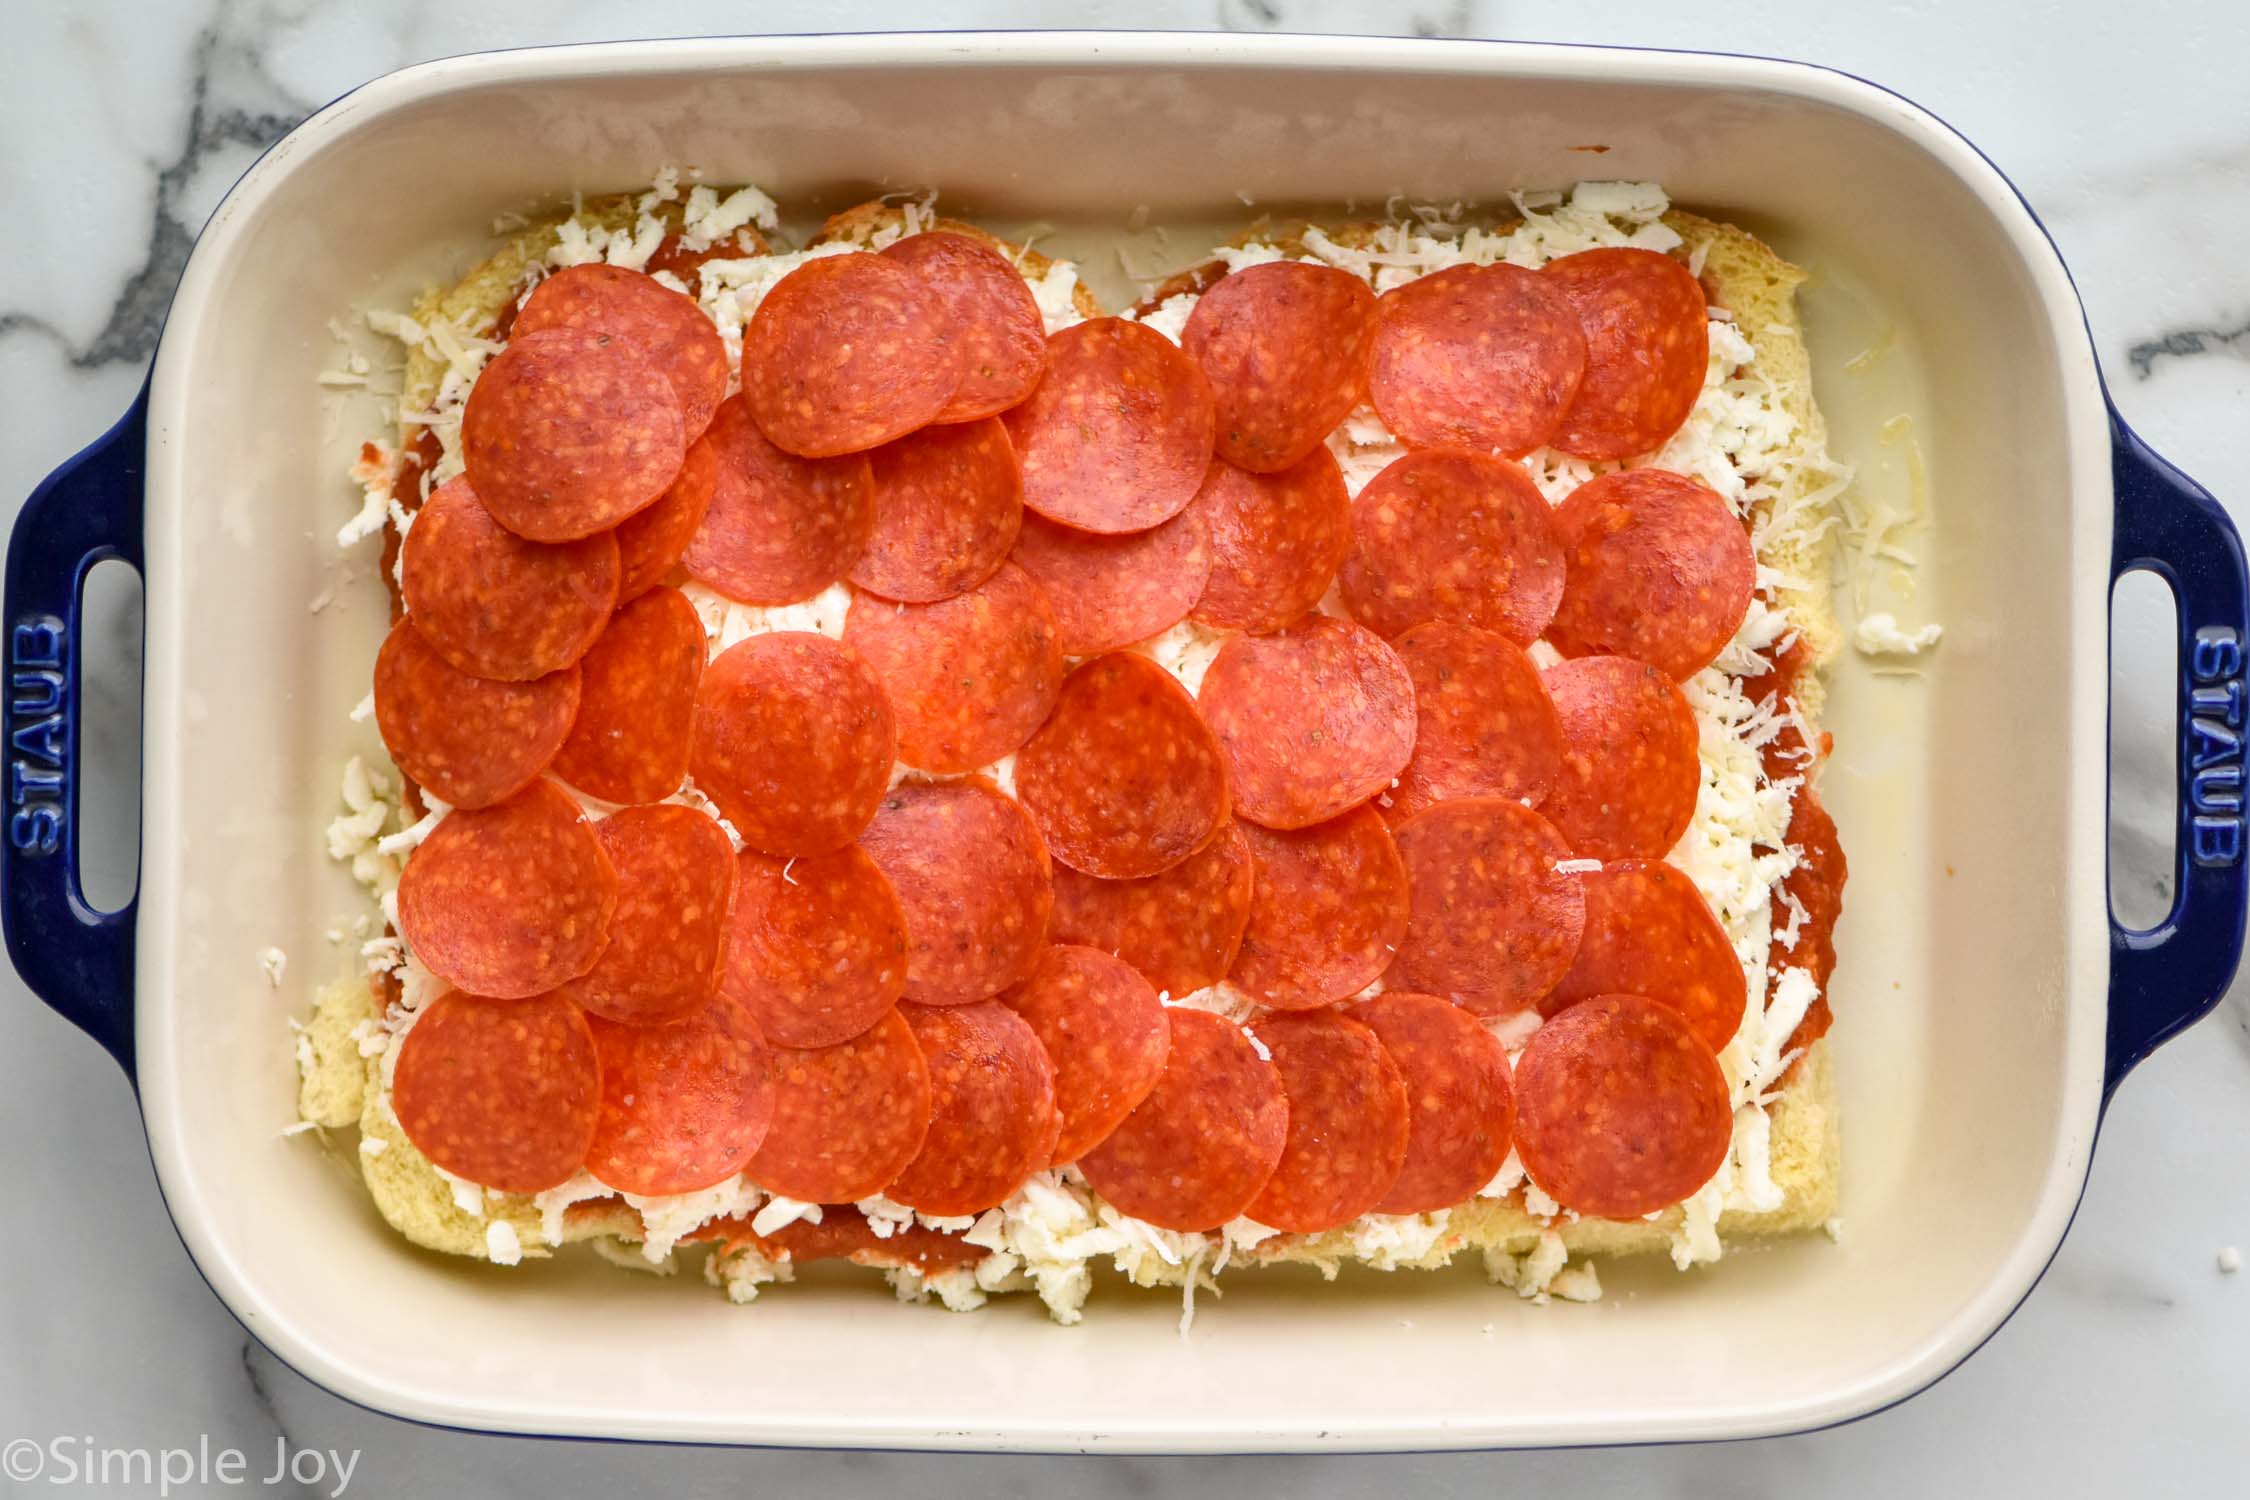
[1,387,145,1078]
[2107,406,2249,1095]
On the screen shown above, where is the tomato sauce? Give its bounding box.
[691,1205,987,1277]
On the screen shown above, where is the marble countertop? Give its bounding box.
[3,0,2246,1492]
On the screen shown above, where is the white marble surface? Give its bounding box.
[3,0,2247,1492]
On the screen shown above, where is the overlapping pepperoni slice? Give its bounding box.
[1351,992,1516,1215]
[391,989,599,1194]
[1545,860,1746,1051]
[721,845,908,1048]
[565,805,735,1026]
[396,780,617,999]
[1547,468,1756,680]
[848,417,1023,603]
[550,586,704,806]
[745,1008,933,1203]
[1390,797,1584,1015]
[400,478,618,682]
[1198,615,1417,830]
[1049,819,1255,998]
[859,778,1054,1007]
[685,395,875,606]
[1014,652,1230,878]
[1543,247,1709,461]
[461,327,687,542]
[1003,318,1216,533]
[513,263,731,440]
[1181,260,1377,472]
[614,431,716,601]
[1338,447,1564,644]
[1078,1008,1288,1232]
[1188,449,1353,634]
[842,562,1063,775]
[1368,264,1586,457]
[1243,1010,1410,1234]
[999,946,1170,1166]
[583,994,773,1195]
[1009,508,1211,656]
[1512,993,1732,1218]
[1384,621,1562,824]
[740,251,965,457]
[1541,655,1701,860]
[879,231,1049,423]
[1229,806,1410,1011]
[689,632,896,857]
[373,618,579,809]
[885,1002,1060,1215]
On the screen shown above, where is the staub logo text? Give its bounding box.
[2188,625,2246,867]
[8,616,67,855]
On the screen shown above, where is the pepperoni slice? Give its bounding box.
[1542,656,1701,860]
[1384,622,1562,824]
[1547,468,1756,680]
[999,946,1170,1166]
[1014,652,1230,878]
[1181,260,1378,473]
[1368,264,1586,457]
[880,231,1048,423]
[842,562,1063,775]
[1188,449,1353,634]
[1351,992,1516,1215]
[1010,508,1212,656]
[1543,247,1709,461]
[722,845,908,1048]
[400,478,619,682]
[1513,993,1731,1217]
[1546,860,1746,1051]
[565,805,736,1026]
[584,995,773,1195]
[885,1002,1060,1215]
[684,395,875,606]
[1049,820,1254,998]
[745,1008,933,1203]
[373,619,579,810]
[1243,1010,1410,1233]
[1230,807,1410,1011]
[1078,1008,1288,1232]
[391,990,599,1193]
[848,417,1023,603]
[550,586,704,806]
[1198,616,1417,830]
[461,327,687,542]
[395,780,617,999]
[740,252,965,457]
[1390,797,1584,1015]
[860,778,1054,1007]
[1337,447,1564,644]
[689,632,896,857]
[513,263,731,440]
[1003,318,1216,533]
[615,431,716,601]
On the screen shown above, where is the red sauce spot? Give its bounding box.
[689,1205,987,1277]
[644,231,758,302]
[1742,616,1848,1071]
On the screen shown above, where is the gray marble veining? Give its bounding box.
[2,0,2246,1494]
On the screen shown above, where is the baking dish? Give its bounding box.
[6,31,2244,1452]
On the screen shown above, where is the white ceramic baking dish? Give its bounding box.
[7,32,2245,1453]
